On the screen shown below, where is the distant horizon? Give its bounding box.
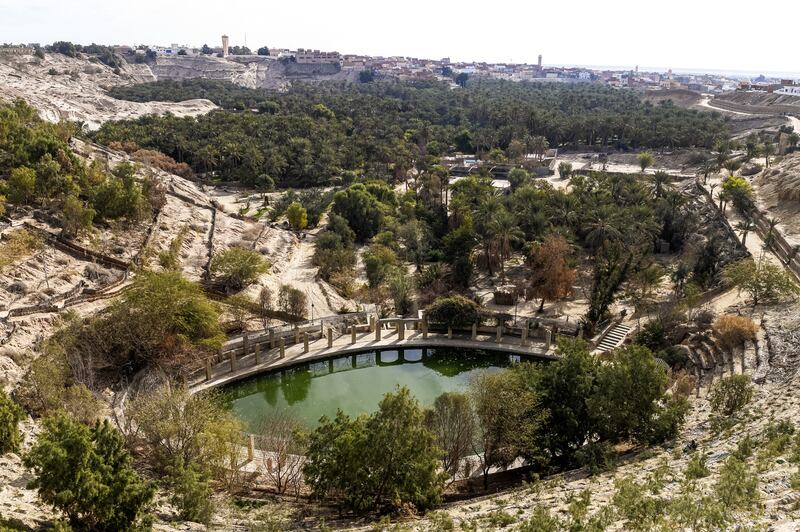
[13,38,800,81]
[2,0,799,76]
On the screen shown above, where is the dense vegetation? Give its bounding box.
[97,79,730,187]
[315,164,717,332]
[0,100,163,236]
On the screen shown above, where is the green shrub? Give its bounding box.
[714,456,759,510]
[425,295,480,329]
[167,458,215,525]
[733,434,754,460]
[517,507,561,531]
[684,451,710,480]
[24,414,155,530]
[0,389,24,454]
[210,247,269,291]
[709,375,753,417]
[486,510,516,528]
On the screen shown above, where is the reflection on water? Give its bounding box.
[222,347,534,432]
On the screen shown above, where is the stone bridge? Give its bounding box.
[187,316,562,393]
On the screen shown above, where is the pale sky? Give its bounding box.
[2,0,798,75]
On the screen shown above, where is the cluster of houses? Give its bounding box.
[738,78,800,97]
[5,40,796,96]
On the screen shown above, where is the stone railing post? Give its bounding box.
[242,332,249,356]
[205,358,212,381]
[369,315,376,332]
[230,351,236,372]
[398,321,405,340]
[279,338,285,358]
[247,434,255,461]
[327,328,333,348]
[303,332,309,353]
[496,325,502,342]
[351,325,357,344]
[269,329,275,349]
[254,342,261,365]
[294,328,300,345]
[545,328,552,350]
[422,317,428,339]
[447,325,452,339]
[521,323,528,345]
[472,322,477,340]
[376,322,382,341]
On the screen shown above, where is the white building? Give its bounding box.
[776,86,800,97]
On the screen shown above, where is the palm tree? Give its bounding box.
[650,171,670,198]
[722,159,741,176]
[735,218,755,246]
[670,262,690,295]
[487,209,523,278]
[700,157,715,185]
[764,217,780,250]
[530,136,549,161]
[762,142,775,168]
[788,132,800,153]
[583,217,622,251]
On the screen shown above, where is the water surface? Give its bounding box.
[222,347,534,431]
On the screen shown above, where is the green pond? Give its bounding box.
[222,347,538,431]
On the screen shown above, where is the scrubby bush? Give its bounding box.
[363,244,397,288]
[712,314,757,354]
[278,284,307,318]
[16,342,103,424]
[66,271,224,374]
[285,201,308,230]
[126,385,242,478]
[714,456,759,510]
[684,451,710,480]
[709,375,753,417]
[210,247,269,292]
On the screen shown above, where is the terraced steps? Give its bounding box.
[595,324,631,354]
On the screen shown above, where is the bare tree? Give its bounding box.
[255,412,307,496]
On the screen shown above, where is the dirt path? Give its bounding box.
[253,231,351,320]
[698,95,752,116]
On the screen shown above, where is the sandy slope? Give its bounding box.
[0,53,216,130]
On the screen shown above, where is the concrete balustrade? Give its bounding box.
[189,314,569,389]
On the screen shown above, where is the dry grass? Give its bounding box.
[0,229,43,271]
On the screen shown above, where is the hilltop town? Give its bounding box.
[5,37,800,95]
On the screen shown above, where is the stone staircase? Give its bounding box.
[594,323,631,354]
